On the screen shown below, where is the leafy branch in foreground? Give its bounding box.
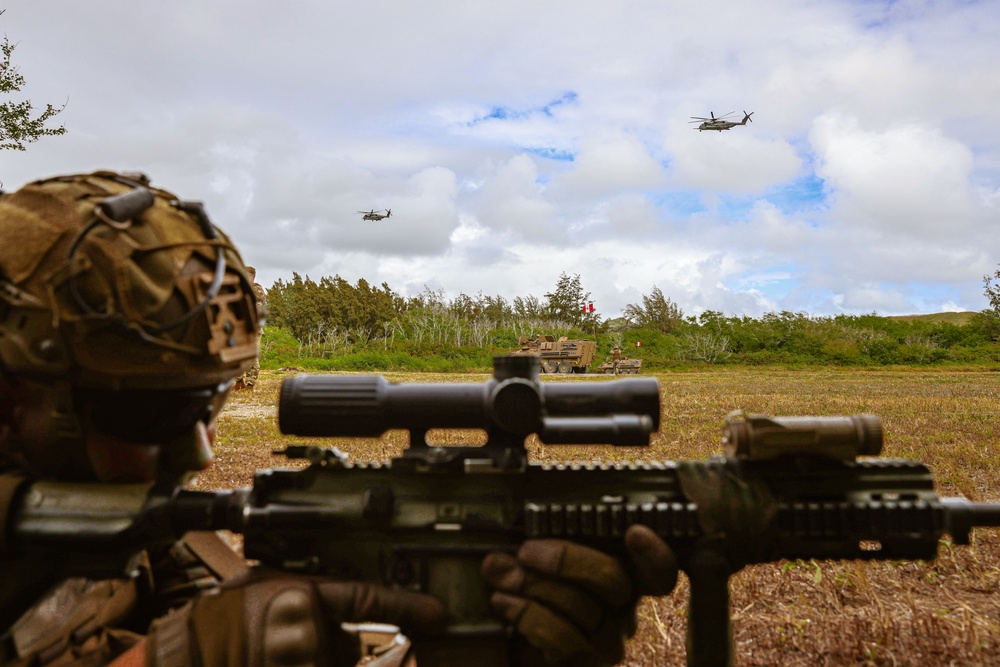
[1,13,67,151]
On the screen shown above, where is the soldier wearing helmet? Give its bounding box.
[0,171,677,667]
[233,265,266,392]
[0,171,261,484]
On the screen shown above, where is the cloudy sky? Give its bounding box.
[3,0,998,319]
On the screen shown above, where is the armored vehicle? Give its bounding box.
[598,346,642,375]
[598,357,642,375]
[509,335,597,374]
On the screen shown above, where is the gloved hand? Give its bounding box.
[145,568,446,667]
[481,526,678,667]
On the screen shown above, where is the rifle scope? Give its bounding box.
[278,356,660,446]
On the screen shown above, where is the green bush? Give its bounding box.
[819,339,867,365]
[259,327,303,369]
[259,311,1000,372]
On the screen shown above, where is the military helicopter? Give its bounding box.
[356,209,392,221]
[690,111,754,132]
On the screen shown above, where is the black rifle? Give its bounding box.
[9,356,1000,666]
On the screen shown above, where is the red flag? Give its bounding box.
[581,304,586,313]
[588,303,594,313]
[636,341,642,347]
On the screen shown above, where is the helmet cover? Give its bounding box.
[0,171,261,391]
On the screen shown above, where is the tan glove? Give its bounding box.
[481,526,678,667]
[145,568,446,667]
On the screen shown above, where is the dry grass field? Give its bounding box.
[198,368,1000,666]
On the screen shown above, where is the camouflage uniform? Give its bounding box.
[0,171,259,665]
[234,272,266,391]
[0,532,246,666]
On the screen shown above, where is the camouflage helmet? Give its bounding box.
[0,171,261,391]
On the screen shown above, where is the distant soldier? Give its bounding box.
[611,345,622,374]
[234,265,266,392]
[246,265,267,318]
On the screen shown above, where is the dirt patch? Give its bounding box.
[219,402,277,420]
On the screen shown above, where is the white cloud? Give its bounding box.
[2,0,999,317]
[666,129,802,194]
[811,113,982,238]
[471,155,559,242]
[550,132,665,199]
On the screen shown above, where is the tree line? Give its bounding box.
[260,271,1000,371]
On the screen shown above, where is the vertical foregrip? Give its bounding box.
[685,548,734,667]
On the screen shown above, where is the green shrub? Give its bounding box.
[259,327,303,369]
[259,312,1000,372]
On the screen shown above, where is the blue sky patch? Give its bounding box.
[717,194,755,219]
[541,92,578,116]
[525,147,575,161]
[732,266,799,301]
[653,191,707,217]
[468,92,579,127]
[662,182,822,222]
[763,175,827,214]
